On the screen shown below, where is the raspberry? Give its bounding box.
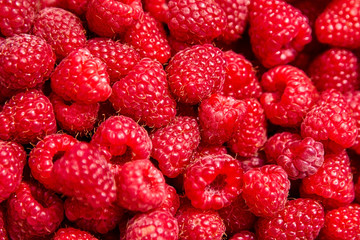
[124,13,171,64]
[221,50,262,100]
[0,85,19,104]
[300,150,355,209]
[248,0,312,68]
[143,0,169,23]
[166,44,226,104]
[116,159,166,212]
[32,7,87,60]
[228,98,267,157]
[315,0,360,49]
[242,164,291,217]
[86,38,141,84]
[0,207,7,240]
[125,210,179,240]
[307,48,359,93]
[191,144,228,160]
[260,65,319,127]
[198,93,246,145]
[0,140,26,202]
[229,231,256,240]
[156,184,180,215]
[167,0,227,44]
[54,228,98,240]
[52,142,117,208]
[110,58,177,128]
[345,91,360,154]
[167,35,194,55]
[238,154,266,172]
[86,0,143,38]
[184,154,243,210]
[6,181,64,240]
[63,0,89,16]
[0,34,55,90]
[256,198,325,240]
[0,89,57,144]
[150,116,200,178]
[28,133,78,191]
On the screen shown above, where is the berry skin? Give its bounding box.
[156,184,180,215]
[256,198,325,240]
[63,0,90,16]
[0,89,57,145]
[150,116,200,178]
[32,7,87,60]
[125,210,179,240]
[0,34,55,90]
[0,140,26,202]
[6,181,64,240]
[143,0,169,23]
[242,164,291,217]
[248,0,312,68]
[315,0,360,49]
[229,231,256,240]
[167,0,227,44]
[110,58,177,128]
[307,48,359,93]
[345,91,360,154]
[166,44,226,104]
[53,228,98,240]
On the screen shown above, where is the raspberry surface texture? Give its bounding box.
[53,227,99,240]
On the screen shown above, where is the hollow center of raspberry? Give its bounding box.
[207,174,227,192]
[110,147,132,165]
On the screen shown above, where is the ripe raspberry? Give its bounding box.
[167,0,226,44]
[0,140,26,202]
[221,50,262,100]
[86,0,143,38]
[125,210,179,240]
[32,7,87,60]
[28,133,78,190]
[167,35,194,55]
[53,142,117,208]
[110,58,177,128]
[229,231,256,240]
[256,198,325,240]
[143,0,169,23]
[64,0,89,16]
[116,159,166,212]
[198,93,246,145]
[86,38,141,84]
[345,91,360,154]
[156,184,180,215]
[166,44,226,104]
[124,13,171,64]
[238,154,266,172]
[315,0,360,49]
[54,228,98,240]
[228,98,267,157]
[307,48,359,93]
[242,164,290,217]
[0,207,7,240]
[0,89,57,144]
[191,144,228,160]
[248,0,312,68]
[291,0,331,27]
[51,48,112,105]
[6,181,64,240]
[0,34,55,90]
[150,116,200,178]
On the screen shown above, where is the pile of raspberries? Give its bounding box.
[1,0,360,239]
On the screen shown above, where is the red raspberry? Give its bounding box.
[221,50,262,100]
[150,116,200,178]
[301,89,358,150]
[124,13,171,64]
[307,48,359,93]
[176,205,226,240]
[260,65,319,127]
[242,164,290,217]
[0,207,7,240]
[6,181,64,240]
[167,35,194,55]
[0,34,55,90]
[86,38,141,84]
[167,0,227,44]
[166,44,226,104]
[156,184,180,215]
[0,140,26,202]
[291,0,331,27]
[191,144,228,160]
[0,89,57,144]
[116,159,166,212]
[0,0,38,36]
[248,0,312,68]
[228,98,267,157]
[345,91,360,154]
[54,228,98,240]
[238,154,266,172]
[64,0,89,16]
[51,48,112,105]
[256,198,325,240]
[301,151,355,209]
[32,7,87,60]
[315,0,360,49]
[229,231,256,240]
[184,154,243,210]
[143,0,169,23]
[28,133,79,191]
[110,58,177,128]
[319,204,360,240]
[85,0,143,38]
[53,142,117,208]
[125,210,179,240]
[198,93,246,145]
